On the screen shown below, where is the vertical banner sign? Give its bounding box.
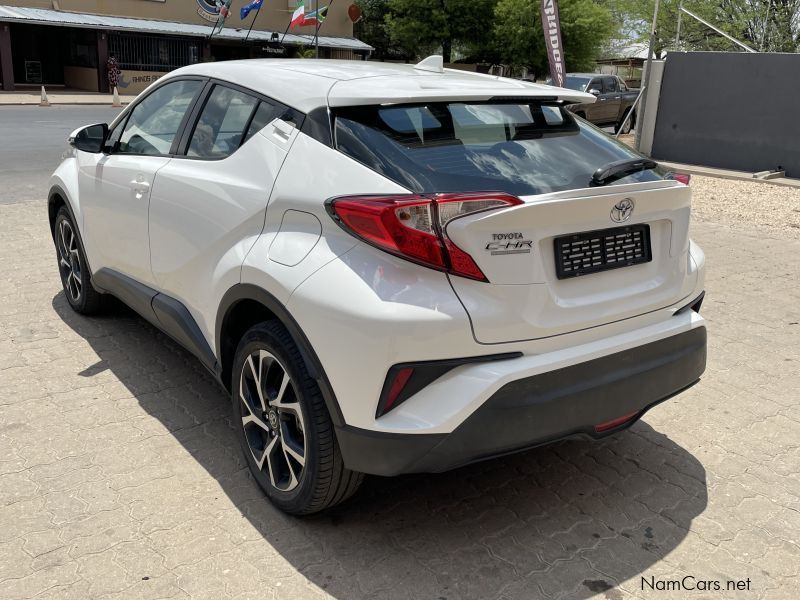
[541,0,566,87]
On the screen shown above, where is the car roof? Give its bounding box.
[168,59,595,113]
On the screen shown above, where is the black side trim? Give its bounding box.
[92,268,159,327]
[152,293,217,373]
[376,352,523,418]
[91,268,218,376]
[216,284,345,427]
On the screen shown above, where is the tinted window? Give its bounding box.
[334,102,661,196]
[587,79,602,93]
[563,76,591,91]
[604,77,619,93]
[118,80,202,155]
[242,99,287,144]
[188,85,258,158]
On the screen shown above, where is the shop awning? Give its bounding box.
[0,4,373,51]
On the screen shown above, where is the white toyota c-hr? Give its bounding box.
[49,57,706,514]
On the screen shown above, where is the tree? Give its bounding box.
[355,0,413,61]
[601,0,800,56]
[492,0,614,76]
[385,0,498,63]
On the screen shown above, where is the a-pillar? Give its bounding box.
[0,22,14,92]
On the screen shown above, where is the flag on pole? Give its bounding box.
[240,0,263,20]
[302,5,328,26]
[289,0,306,28]
[211,0,233,35]
[540,0,566,87]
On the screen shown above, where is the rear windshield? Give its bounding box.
[334,102,661,196]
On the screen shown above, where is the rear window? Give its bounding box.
[334,102,661,196]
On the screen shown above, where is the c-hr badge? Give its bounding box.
[610,198,634,223]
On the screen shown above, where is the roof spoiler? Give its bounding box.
[414,55,444,74]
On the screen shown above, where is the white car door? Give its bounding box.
[148,83,300,343]
[79,78,205,286]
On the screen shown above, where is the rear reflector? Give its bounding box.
[327,192,522,281]
[594,412,638,433]
[665,171,691,185]
[379,367,414,416]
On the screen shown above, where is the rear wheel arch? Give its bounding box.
[216,284,345,428]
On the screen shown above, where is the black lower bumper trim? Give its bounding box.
[336,327,707,476]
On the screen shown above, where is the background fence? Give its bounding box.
[651,51,800,178]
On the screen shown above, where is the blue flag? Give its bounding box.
[240,0,263,20]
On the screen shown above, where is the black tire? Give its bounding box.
[615,109,634,135]
[231,320,363,515]
[54,207,102,315]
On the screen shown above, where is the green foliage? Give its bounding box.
[294,46,317,59]
[493,0,614,75]
[600,0,799,55]
[355,0,413,61]
[384,0,498,62]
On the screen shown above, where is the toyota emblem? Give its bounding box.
[610,198,635,223]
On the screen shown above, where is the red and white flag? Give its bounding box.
[290,0,306,28]
[540,0,566,87]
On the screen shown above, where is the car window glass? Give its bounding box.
[188,85,258,159]
[604,77,618,93]
[588,79,601,93]
[619,79,628,91]
[242,99,287,144]
[335,102,662,196]
[118,80,202,156]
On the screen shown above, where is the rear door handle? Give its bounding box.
[129,179,150,198]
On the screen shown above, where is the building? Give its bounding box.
[595,42,649,89]
[0,1,371,93]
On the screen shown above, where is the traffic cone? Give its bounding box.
[112,86,122,108]
[39,86,50,107]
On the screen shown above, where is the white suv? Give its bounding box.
[49,58,706,514]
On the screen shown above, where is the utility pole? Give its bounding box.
[635,0,660,152]
[314,0,320,58]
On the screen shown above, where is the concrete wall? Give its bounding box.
[64,65,98,91]
[651,52,800,177]
[637,60,665,156]
[1,0,354,37]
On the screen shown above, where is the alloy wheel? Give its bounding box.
[239,349,307,492]
[57,219,82,302]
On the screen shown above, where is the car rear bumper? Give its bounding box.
[335,326,707,476]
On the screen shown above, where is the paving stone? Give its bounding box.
[1,194,798,599]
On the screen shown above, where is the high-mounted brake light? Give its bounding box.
[327,192,522,281]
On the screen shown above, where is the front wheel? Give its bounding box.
[232,321,363,515]
[54,207,102,315]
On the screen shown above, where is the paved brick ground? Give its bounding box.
[1,198,798,600]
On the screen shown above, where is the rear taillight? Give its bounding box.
[327,192,522,281]
[665,171,691,185]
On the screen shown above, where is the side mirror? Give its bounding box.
[589,88,601,96]
[69,123,108,153]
